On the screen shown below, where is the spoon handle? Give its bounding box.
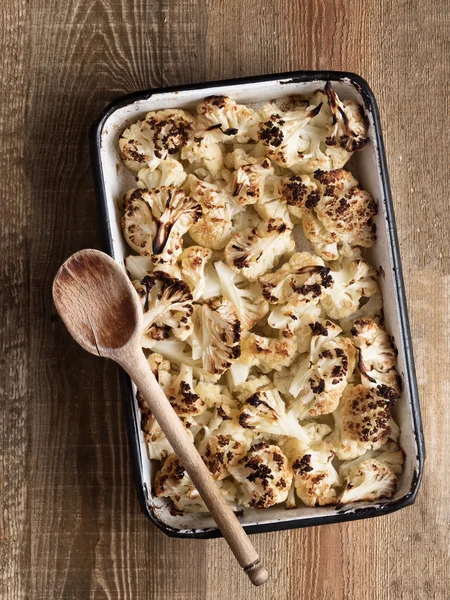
[119,348,268,587]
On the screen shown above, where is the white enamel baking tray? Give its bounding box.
[90,71,424,537]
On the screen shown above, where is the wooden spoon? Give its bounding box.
[52,249,268,587]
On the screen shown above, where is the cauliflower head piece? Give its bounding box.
[259,251,333,305]
[278,173,321,220]
[198,433,250,480]
[288,321,357,417]
[225,218,295,281]
[268,302,324,353]
[302,169,377,260]
[229,442,293,508]
[120,109,194,172]
[324,81,369,153]
[136,271,194,347]
[339,459,397,504]
[238,332,298,373]
[165,364,206,417]
[215,260,268,331]
[153,454,236,512]
[178,245,218,301]
[230,157,274,206]
[258,100,348,173]
[321,257,379,319]
[196,96,261,143]
[137,158,186,189]
[332,384,398,460]
[187,297,242,376]
[283,438,341,507]
[238,384,310,443]
[122,187,202,265]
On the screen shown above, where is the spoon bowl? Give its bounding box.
[53,249,142,355]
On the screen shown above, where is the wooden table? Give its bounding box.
[1,0,448,598]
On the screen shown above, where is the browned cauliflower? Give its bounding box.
[165,364,205,417]
[324,82,369,152]
[187,297,241,376]
[137,158,186,189]
[238,332,298,373]
[258,101,348,173]
[278,173,321,220]
[230,157,274,206]
[283,438,341,507]
[196,96,261,142]
[198,433,250,480]
[259,251,333,305]
[331,384,398,460]
[135,271,194,347]
[228,442,293,508]
[339,459,397,504]
[120,109,195,172]
[224,218,295,281]
[215,260,268,331]
[238,385,310,443]
[287,321,357,417]
[178,245,221,301]
[302,169,377,260]
[321,257,379,319]
[122,187,202,265]
[154,454,236,512]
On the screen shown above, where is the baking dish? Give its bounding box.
[89,71,424,538]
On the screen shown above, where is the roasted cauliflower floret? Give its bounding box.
[238,386,309,443]
[278,174,320,220]
[147,353,172,390]
[137,158,186,189]
[179,246,214,301]
[283,438,341,507]
[339,459,397,504]
[259,252,332,305]
[154,454,235,513]
[268,303,324,352]
[122,187,202,265]
[165,364,205,417]
[181,134,224,178]
[321,257,379,319]
[196,96,261,142]
[253,175,295,226]
[351,318,397,373]
[230,157,274,206]
[234,374,272,403]
[187,297,241,376]
[288,321,357,417]
[229,442,293,508]
[302,169,377,260]
[332,384,398,460]
[324,81,369,152]
[259,101,335,172]
[339,441,404,479]
[120,109,194,172]
[198,433,250,480]
[339,293,383,333]
[238,332,298,373]
[136,271,194,347]
[225,218,295,281]
[125,255,154,281]
[215,260,268,330]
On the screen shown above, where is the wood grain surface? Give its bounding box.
[0,0,448,598]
